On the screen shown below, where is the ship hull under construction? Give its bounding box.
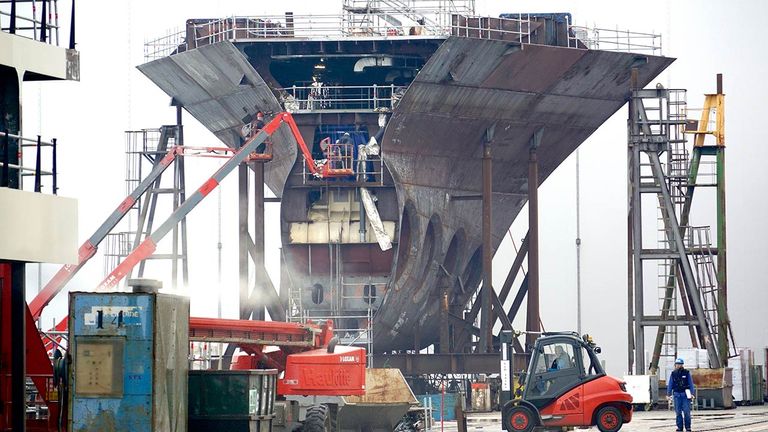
[139,14,671,353]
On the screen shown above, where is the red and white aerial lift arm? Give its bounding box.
[95,112,310,291]
[30,111,353,322]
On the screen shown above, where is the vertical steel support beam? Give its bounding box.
[575,149,582,335]
[176,107,189,289]
[10,262,25,432]
[629,69,645,374]
[480,132,493,354]
[52,138,58,195]
[69,0,76,49]
[714,74,729,366]
[253,162,266,321]
[171,155,180,290]
[238,162,249,319]
[1,127,8,187]
[9,0,16,34]
[526,129,542,351]
[631,143,645,374]
[34,135,42,192]
[40,0,47,43]
[627,164,635,374]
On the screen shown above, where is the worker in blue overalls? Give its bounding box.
[667,357,695,432]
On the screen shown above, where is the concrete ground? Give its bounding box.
[426,405,768,432]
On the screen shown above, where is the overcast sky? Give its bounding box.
[18,0,768,377]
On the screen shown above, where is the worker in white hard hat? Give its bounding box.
[667,357,696,432]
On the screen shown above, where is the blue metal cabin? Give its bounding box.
[68,291,189,432]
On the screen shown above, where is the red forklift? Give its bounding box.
[501,332,632,432]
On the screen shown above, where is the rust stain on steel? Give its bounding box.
[483,43,587,93]
[691,368,730,389]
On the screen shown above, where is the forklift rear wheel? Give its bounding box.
[595,405,623,432]
[304,404,332,432]
[503,405,535,432]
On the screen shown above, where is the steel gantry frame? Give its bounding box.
[627,71,732,374]
[103,106,190,291]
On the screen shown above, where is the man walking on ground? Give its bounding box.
[667,357,696,432]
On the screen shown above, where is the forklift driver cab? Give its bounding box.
[527,339,583,405]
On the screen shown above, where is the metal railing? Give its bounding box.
[190,14,448,44]
[146,12,662,62]
[144,27,185,61]
[568,25,662,55]
[280,84,406,113]
[0,0,76,49]
[300,155,386,186]
[451,14,533,44]
[0,131,58,193]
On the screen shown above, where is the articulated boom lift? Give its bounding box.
[2,112,367,432]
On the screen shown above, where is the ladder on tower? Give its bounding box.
[652,89,688,369]
[667,89,690,206]
[655,258,678,365]
[687,226,737,360]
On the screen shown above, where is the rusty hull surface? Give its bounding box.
[137,36,672,352]
[377,37,672,350]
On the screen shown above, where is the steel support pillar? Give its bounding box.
[526,130,542,351]
[627,209,634,374]
[176,105,189,289]
[715,75,729,367]
[238,162,249,320]
[480,135,493,353]
[630,143,645,374]
[252,162,266,321]
[9,262,25,432]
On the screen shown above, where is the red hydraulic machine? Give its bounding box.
[4,111,365,432]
